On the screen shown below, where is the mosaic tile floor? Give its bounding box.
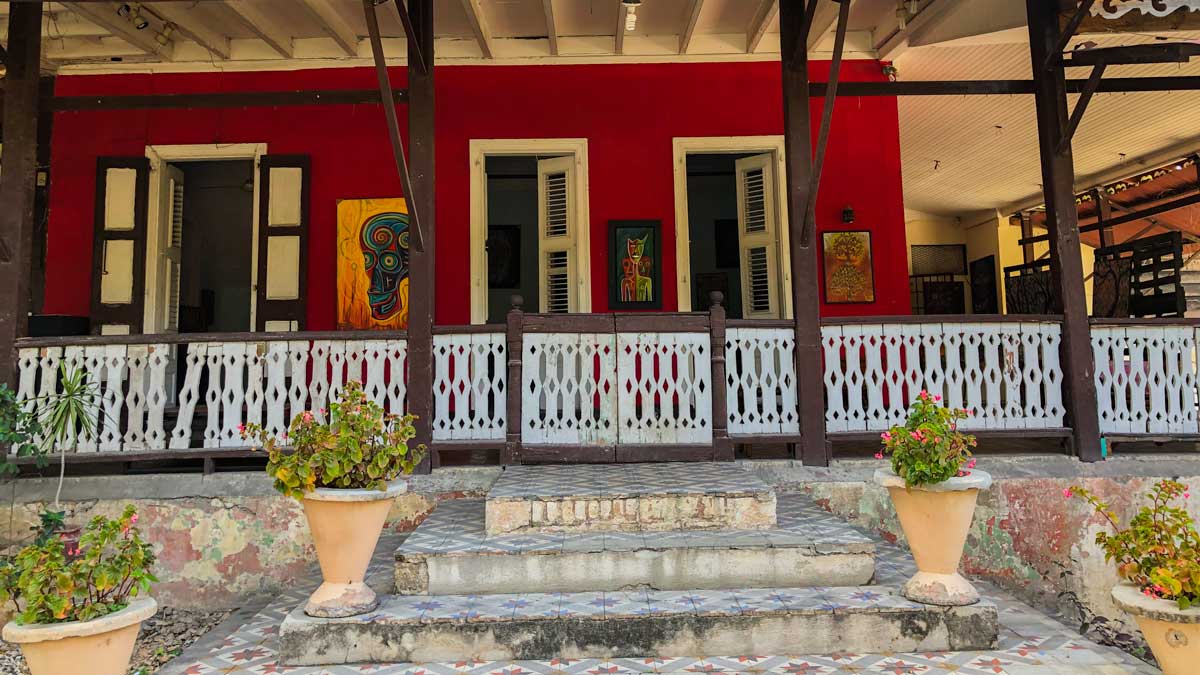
[399,494,874,558]
[486,465,772,500]
[158,499,1158,675]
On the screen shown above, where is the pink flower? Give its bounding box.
[919,390,929,400]
[933,394,942,402]
[966,459,976,469]
[881,431,892,442]
[237,423,245,433]
[874,452,884,460]
[1063,488,1073,499]
[319,408,327,416]
[1186,493,1192,500]
[130,514,138,524]
[302,411,314,422]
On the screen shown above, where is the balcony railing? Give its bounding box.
[11,310,1097,464]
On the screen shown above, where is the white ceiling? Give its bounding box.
[6,0,1200,225]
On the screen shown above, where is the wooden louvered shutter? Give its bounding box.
[256,155,309,331]
[91,157,150,335]
[537,155,577,313]
[735,153,781,319]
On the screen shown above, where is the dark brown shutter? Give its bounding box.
[255,155,310,331]
[90,157,150,335]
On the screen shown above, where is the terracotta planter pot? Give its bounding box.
[302,479,407,618]
[1,596,156,675]
[1112,582,1200,675]
[874,467,992,606]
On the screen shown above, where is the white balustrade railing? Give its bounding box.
[822,321,1066,432]
[16,337,409,452]
[725,327,799,435]
[1092,324,1199,435]
[431,332,506,441]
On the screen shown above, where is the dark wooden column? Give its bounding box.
[407,0,436,472]
[708,292,733,462]
[0,2,44,387]
[503,295,524,465]
[780,1,829,466]
[1026,0,1102,461]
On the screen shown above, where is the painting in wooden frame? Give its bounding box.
[822,230,876,304]
[609,220,663,310]
[336,198,410,330]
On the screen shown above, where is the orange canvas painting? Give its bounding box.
[336,198,411,330]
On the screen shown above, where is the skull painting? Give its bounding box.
[359,212,410,321]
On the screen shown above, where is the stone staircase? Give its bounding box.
[278,464,999,666]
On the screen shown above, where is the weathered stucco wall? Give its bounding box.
[2,455,1196,658]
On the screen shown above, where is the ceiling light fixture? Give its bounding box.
[622,0,641,32]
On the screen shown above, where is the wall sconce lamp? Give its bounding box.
[842,206,855,224]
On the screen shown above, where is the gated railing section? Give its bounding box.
[822,319,1066,433]
[725,326,799,435]
[431,330,506,441]
[1092,322,1199,435]
[521,332,618,445]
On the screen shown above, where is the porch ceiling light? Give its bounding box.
[622,0,641,32]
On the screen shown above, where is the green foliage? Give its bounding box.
[0,505,157,625]
[1070,479,1200,611]
[32,510,66,546]
[0,366,100,477]
[242,381,426,499]
[878,390,977,487]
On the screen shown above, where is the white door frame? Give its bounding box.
[143,143,267,333]
[671,136,791,316]
[468,138,592,325]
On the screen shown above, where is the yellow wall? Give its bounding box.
[996,217,1095,314]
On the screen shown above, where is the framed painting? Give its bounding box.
[609,220,662,310]
[822,230,876,304]
[336,198,410,330]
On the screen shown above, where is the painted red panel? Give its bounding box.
[45,60,909,328]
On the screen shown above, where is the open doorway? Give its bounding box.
[470,139,592,324]
[147,160,256,333]
[680,148,789,319]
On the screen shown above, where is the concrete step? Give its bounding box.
[484,464,776,535]
[278,585,999,665]
[396,494,874,595]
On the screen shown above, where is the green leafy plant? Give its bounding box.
[242,381,426,499]
[1069,479,1199,610]
[0,505,156,625]
[878,390,977,487]
[31,510,67,546]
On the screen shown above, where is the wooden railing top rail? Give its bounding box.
[15,329,409,349]
[520,312,711,333]
[822,314,1063,325]
[432,324,504,335]
[1090,317,1200,327]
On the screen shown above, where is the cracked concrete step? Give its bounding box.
[484,464,777,535]
[396,495,874,595]
[278,585,999,665]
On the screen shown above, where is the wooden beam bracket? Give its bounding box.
[363,0,425,253]
[801,0,850,247]
[1045,0,1096,72]
[394,0,428,73]
[1058,61,1106,154]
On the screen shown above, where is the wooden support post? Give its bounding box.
[408,0,437,473]
[0,2,43,387]
[708,292,733,462]
[1027,0,1102,462]
[1094,188,1114,248]
[503,295,524,465]
[1019,213,1035,264]
[780,0,829,466]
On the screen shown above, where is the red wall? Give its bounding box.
[46,60,909,328]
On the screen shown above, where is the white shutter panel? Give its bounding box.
[736,153,780,319]
[256,156,309,331]
[159,165,186,333]
[92,158,150,335]
[538,156,577,313]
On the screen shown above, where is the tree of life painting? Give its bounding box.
[336,198,410,330]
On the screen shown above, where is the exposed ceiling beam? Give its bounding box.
[43,35,149,61]
[680,0,703,54]
[149,3,231,59]
[459,0,495,58]
[747,0,778,53]
[807,0,841,52]
[223,0,293,58]
[542,0,558,56]
[616,0,627,55]
[62,2,174,60]
[876,0,956,61]
[298,0,359,56]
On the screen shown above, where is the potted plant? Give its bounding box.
[874,390,988,606]
[0,505,157,675]
[243,381,424,617]
[1070,479,1199,675]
